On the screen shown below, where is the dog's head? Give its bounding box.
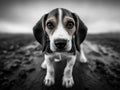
[33,8,87,53]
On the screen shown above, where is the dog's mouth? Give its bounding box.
[54,46,72,52]
[50,40,72,52]
[55,48,67,52]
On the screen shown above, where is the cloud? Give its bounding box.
[0,21,32,33]
[88,20,120,33]
[0,0,120,34]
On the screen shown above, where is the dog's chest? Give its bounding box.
[51,53,72,62]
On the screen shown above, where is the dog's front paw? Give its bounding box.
[44,75,55,86]
[62,76,74,88]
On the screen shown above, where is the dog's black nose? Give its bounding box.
[54,39,67,49]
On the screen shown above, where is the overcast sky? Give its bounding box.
[0,0,120,34]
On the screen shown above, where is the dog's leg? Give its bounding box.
[44,54,55,86]
[79,46,87,63]
[62,55,76,88]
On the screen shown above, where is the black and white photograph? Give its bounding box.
[0,0,120,90]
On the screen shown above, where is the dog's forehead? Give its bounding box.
[61,8,73,18]
[48,8,59,18]
[47,8,73,19]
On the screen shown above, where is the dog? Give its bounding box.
[33,8,88,88]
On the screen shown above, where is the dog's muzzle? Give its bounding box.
[54,39,67,50]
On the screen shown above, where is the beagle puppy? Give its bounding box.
[33,8,88,88]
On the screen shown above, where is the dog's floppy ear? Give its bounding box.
[33,14,48,52]
[72,13,88,52]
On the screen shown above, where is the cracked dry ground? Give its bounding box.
[0,34,120,90]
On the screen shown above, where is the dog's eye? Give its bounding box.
[66,21,74,29]
[47,22,54,30]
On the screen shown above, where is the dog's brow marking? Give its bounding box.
[58,8,62,24]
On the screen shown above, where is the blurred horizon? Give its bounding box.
[0,0,120,34]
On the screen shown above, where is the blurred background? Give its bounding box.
[0,0,120,90]
[0,0,120,34]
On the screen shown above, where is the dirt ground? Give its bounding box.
[0,33,120,90]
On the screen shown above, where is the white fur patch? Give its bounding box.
[49,8,72,52]
[80,45,87,63]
